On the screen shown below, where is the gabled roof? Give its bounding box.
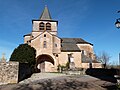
[29,31,60,41]
[39,6,52,20]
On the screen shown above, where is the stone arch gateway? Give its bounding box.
[36,54,55,72]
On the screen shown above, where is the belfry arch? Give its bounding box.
[36,54,55,72]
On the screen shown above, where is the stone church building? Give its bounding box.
[24,6,101,72]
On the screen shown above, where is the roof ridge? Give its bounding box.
[30,31,57,41]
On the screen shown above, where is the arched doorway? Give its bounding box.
[36,54,54,72]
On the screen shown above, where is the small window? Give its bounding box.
[55,43,57,47]
[82,50,84,54]
[44,34,46,37]
[27,40,31,44]
[43,41,47,48]
[39,22,45,30]
[56,54,58,57]
[46,23,51,30]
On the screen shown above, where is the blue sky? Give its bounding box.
[0,0,120,64]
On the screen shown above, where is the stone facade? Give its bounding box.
[0,61,19,85]
[24,6,102,72]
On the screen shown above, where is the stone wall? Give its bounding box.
[0,61,33,85]
[0,61,19,85]
[82,63,102,69]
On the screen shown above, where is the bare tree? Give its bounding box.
[96,51,110,68]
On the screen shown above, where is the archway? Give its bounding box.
[36,54,54,72]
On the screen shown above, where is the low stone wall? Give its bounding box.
[0,61,33,85]
[0,61,19,85]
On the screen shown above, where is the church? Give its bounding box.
[24,6,101,72]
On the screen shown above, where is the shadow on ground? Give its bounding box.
[85,68,119,90]
[85,68,118,83]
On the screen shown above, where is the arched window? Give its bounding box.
[39,22,45,30]
[46,23,51,30]
[43,41,47,48]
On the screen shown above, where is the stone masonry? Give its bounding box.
[0,61,19,85]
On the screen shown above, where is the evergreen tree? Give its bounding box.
[10,44,36,67]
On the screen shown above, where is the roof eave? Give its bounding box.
[32,20,58,25]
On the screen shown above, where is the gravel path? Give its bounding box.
[0,73,116,90]
[19,73,68,84]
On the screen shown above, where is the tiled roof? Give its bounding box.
[81,54,100,63]
[61,38,93,45]
[82,60,101,63]
[61,38,80,52]
[61,38,93,52]
[61,43,81,52]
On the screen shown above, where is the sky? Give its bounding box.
[0,0,120,64]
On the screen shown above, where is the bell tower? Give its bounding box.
[32,6,58,37]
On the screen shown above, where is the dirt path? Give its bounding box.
[0,73,116,90]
